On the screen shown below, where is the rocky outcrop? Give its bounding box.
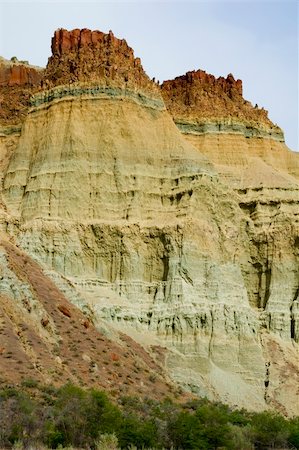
[44,28,156,95]
[0,57,42,87]
[0,29,298,416]
[161,70,299,179]
[161,70,282,138]
[0,57,43,126]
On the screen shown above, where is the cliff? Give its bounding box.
[0,235,176,399]
[161,69,299,181]
[0,29,298,416]
[0,57,43,126]
[161,70,299,412]
[161,70,283,140]
[44,28,157,95]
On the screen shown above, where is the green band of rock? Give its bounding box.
[30,84,165,112]
[0,125,22,136]
[175,120,284,142]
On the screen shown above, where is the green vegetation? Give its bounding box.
[0,382,298,449]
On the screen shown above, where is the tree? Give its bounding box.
[288,416,299,449]
[251,411,289,449]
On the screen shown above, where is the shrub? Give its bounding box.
[118,416,159,449]
[288,416,299,448]
[251,411,289,449]
[0,382,297,450]
[95,432,119,450]
[21,378,39,388]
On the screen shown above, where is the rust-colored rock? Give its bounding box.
[0,63,42,87]
[51,28,105,55]
[0,27,161,126]
[41,317,49,327]
[57,304,71,318]
[44,28,156,94]
[181,69,243,96]
[82,319,90,329]
[161,69,275,127]
[110,352,120,362]
[0,58,43,125]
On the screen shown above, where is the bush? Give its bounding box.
[251,411,290,449]
[118,416,159,449]
[95,433,119,450]
[21,378,39,388]
[168,410,209,449]
[288,416,299,448]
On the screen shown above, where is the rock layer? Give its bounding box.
[0,236,176,399]
[161,70,299,179]
[0,57,43,125]
[0,57,42,87]
[0,29,298,415]
[161,70,299,385]
[44,28,156,95]
[161,70,282,137]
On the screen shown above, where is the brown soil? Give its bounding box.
[0,239,178,401]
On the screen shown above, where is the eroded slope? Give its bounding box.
[0,29,298,415]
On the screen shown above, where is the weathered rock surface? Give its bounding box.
[162,70,282,136]
[0,57,43,125]
[0,29,298,415]
[0,235,177,399]
[162,71,299,415]
[161,70,299,180]
[0,57,42,87]
[44,28,156,95]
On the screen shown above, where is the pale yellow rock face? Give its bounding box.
[167,130,299,415]
[184,133,299,187]
[3,88,213,221]
[0,126,21,216]
[182,134,299,326]
[2,86,299,416]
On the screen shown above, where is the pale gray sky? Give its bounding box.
[0,0,298,150]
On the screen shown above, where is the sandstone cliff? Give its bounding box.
[0,29,298,416]
[0,57,43,209]
[162,72,299,415]
[161,70,299,182]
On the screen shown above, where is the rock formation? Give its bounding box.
[0,57,43,207]
[0,29,298,415]
[162,72,299,413]
[0,235,176,399]
[0,57,43,125]
[161,70,299,182]
[45,28,155,94]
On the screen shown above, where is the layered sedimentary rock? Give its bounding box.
[162,72,299,403]
[0,57,43,210]
[45,28,154,93]
[0,29,298,415]
[0,235,176,399]
[161,70,299,181]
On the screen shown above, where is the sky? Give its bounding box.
[0,0,298,150]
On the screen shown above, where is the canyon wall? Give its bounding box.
[0,29,298,415]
